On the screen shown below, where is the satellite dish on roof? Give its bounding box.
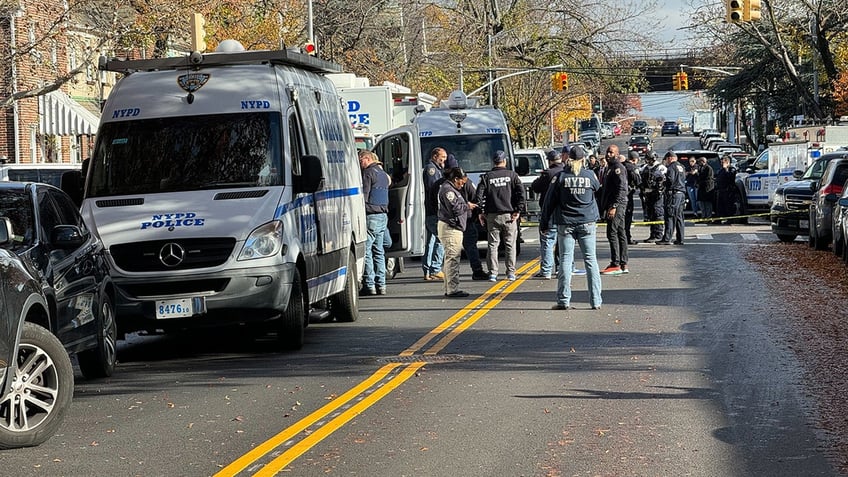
[216,40,245,53]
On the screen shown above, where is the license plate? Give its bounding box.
[155,298,195,319]
[800,219,809,228]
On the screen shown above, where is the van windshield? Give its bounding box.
[88,112,283,197]
[420,134,511,174]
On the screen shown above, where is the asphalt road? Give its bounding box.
[0,136,837,476]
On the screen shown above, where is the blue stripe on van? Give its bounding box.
[275,187,360,218]
[306,266,347,289]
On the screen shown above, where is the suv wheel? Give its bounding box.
[0,322,73,449]
[77,294,117,379]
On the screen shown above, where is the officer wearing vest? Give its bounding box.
[358,149,389,296]
[359,149,391,295]
[640,152,666,243]
[657,151,687,245]
[475,150,525,281]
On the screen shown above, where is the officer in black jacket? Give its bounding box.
[476,150,525,281]
[599,145,629,274]
[530,149,566,278]
[623,151,642,245]
[657,151,687,245]
[640,152,666,242]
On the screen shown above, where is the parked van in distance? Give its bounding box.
[72,41,367,349]
[0,163,81,188]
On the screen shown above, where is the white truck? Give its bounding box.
[372,90,517,267]
[327,74,436,148]
[692,109,717,136]
[743,141,810,212]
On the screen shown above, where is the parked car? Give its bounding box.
[600,123,614,139]
[0,182,116,379]
[0,224,74,448]
[631,120,649,135]
[832,179,848,259]
[627,135,653,155]
[605,122,622,136]
[661,121,680,136]
[808,157,848,250]
[771,152,845,243]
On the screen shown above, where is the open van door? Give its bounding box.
[373,127,425,256]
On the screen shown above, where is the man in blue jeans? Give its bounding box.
[539,146,603,310]
[531,148,565,279]
[422,147,446,281]
[358,150,390,295]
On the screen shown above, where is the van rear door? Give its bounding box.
[373,127,425,256]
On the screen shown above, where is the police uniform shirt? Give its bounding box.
[437,181,470,231]
[423,160,444,216]
[599,159,628,211]
[476,167,525,214]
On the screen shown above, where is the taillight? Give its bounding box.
[822,184,843,196]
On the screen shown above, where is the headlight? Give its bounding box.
[772,193,785,208]
[238,221,283,260]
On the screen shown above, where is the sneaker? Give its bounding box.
[424,274,437,281]
[592,305,602,310]
[507,274,517,281]
[628,239,639,245]
[445,290,469,298]
[551,304,571,310]
[488,274,498,282]
[600,264,622,275]
[673,241,685,245]
[376,287,387,295]
[643,238,658,243]
[429,271,445,280]
[620,265,629,274]
[655,241,672,245]
[572,268,586,276]
[472,270,490,280]
[359,288,376,296]
[533,271,551,280]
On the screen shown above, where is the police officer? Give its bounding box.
[438,167,478,298]
[640,152,666,243]
[530,149,566,279]
[422,147,446,280]
[599,145,629,274]
[657,151,686,245]
[623,151,642,246]
[358,149,390,295]
[476,150,525,281]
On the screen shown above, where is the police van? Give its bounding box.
[73,41,366,349]
[372,90,517,264]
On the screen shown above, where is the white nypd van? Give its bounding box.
[78,42,366,349]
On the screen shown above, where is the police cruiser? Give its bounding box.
[73,41,367,349]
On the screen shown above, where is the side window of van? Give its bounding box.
[289,112,303,176]
[375,135,410,187]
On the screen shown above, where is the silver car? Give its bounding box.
[0,220,74,448]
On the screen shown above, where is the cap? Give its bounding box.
[545,150,561,162]
[446,153,459,169]
[493,150,507,163]
[569,145,586,160]
[561,143,571,154]
[664,151,677,160]
[628,150,640,161]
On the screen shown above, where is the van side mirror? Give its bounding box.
[0,217,11,246]
[516,156,530,176]
[295,155,324,194]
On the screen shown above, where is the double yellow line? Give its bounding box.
[216,259,540,476]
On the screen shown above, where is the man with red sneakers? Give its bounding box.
[599,145,629,275]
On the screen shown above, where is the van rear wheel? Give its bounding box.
[330,249,359,322]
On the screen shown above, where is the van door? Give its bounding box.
[373,127,425,256]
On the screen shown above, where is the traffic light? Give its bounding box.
[744,0,761,21]
[672,72,680,91]
[190,13,206,52]
[679,72,688,90]
[561,72,569,90]
[726,0,743,23]
[303,41,316,56]
[551,73,562,91]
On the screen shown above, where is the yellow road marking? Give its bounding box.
[216,258,541,476]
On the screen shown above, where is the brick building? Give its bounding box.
[0,1,114,165]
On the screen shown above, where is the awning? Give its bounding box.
[38,90,100,135]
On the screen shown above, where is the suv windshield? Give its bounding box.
[88,112,283,197]
[0,189,34,251]
[801,155,843,181]
[419,134,511,174]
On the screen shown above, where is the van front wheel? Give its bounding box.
[278,268,307,350]
[331,249,359,322]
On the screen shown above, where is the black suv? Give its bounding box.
[631,120,649,135]
[808,157,848,250]
[0,182,117,379]
[771,152,846,242]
